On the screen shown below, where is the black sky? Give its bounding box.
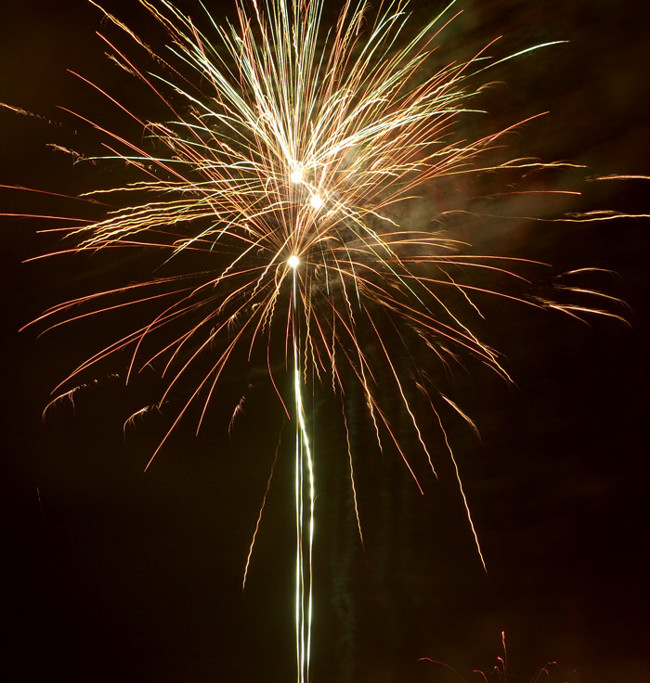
[1,1,649,682]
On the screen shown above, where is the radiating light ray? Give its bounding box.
[243,429,283,590]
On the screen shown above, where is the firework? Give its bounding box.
[10,0,630,680]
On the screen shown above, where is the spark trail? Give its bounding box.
[291,255,315,682]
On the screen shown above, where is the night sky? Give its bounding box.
[1,1,649,682]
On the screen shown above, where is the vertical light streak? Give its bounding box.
[291,255,315,683]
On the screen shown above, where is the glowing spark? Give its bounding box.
[290,168,304,184]
[288,254,300,269]
[309,194,323,210]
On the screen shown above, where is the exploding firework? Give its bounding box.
[6,0,632,680]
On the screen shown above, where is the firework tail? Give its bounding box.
[292,258,315,682]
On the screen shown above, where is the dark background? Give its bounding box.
[1,1,648,681]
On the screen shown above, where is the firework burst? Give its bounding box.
[8,0,631,680]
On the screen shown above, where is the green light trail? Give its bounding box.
[292,258,315,683]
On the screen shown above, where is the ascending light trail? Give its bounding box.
[290,254,315,683]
